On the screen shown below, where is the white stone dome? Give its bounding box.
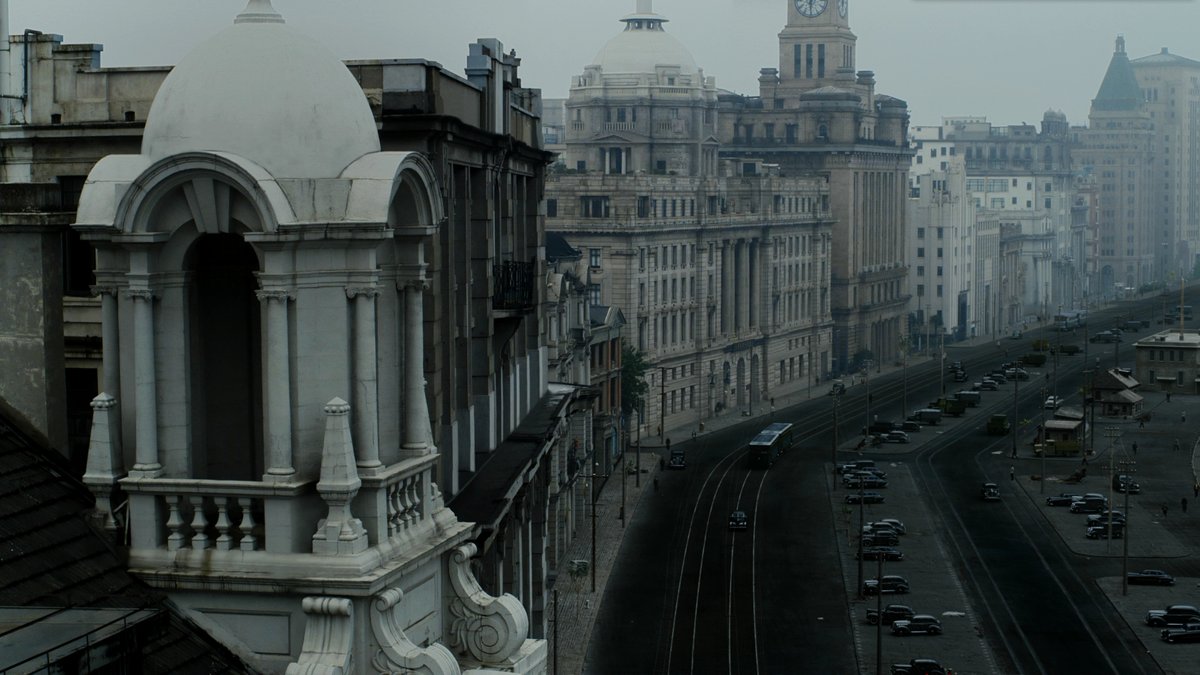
[142,0,380,179]
[591,13,700,77]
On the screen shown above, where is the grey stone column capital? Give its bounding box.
[345,285,381,300]
[255,288,294,303]
[124,288,158,302]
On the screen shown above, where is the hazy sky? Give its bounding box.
[11,0,1200,126]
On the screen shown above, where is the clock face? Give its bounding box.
[838,0,848,17]
[796,0,828,18]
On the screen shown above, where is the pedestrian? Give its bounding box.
[1174,439,1181,452]
[1132,442,1138,455]
[659,456,665,471]
[1162,504,1169,518]
[1139,417,1145,429]
[1183,497,1189,513]
[1194,483,1199,499]
[1167,391,1172,402]
[653,477,659,493]
[1182,411,1188,424]
[1010,465,1015,481]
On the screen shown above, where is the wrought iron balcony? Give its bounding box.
[493,260,536,311]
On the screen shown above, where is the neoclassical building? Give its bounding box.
[718,0,912,373]
[548,0,835,435]
[71,2,546,673]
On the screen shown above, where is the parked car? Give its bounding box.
[863,532,900,548]
[884,430,910,444]
[839,459,877,474]
[865,604,915,625]
[1128,569,1175,586]
[1044,396,1063,409]
[1090,331,1120,343]
[1046,492,1082,506]
[1086,511,1126,526]
[891,615,943,636]
[1146,605,1200,627]
[981,483,1000,501]
[863,575,910,595]
[1086,524,1124,539]
[728,510,748,530]
[878,518,907,535]
[843,469,887,484]
[900,421,923,433]
[1161,625,1200,643]
[979,379,999,391]
[858,546,905,562]
[1070,496,1108,513]
[846,492,886,505]
[846,475,889,490]
[891,658,945,675]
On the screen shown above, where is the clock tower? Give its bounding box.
[779,0,856,92]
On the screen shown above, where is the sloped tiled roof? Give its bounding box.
[0,400,250,674]
[1093,36,1144,112]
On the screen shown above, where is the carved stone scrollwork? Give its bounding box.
[346,285,381,299]
[285,597,355,675]
[369,588,461,675]
[398,278,429,293]
[89,284,119,298]
[123,288,158,301]
[256,288,295,303]
[446,543,528,666]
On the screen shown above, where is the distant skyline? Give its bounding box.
[10,0,1200,126]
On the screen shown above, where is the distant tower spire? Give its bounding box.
[1115,34,1125,53]
[236,0,284,24]
[637,0,653,13]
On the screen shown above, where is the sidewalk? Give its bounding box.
[548,451,656,675]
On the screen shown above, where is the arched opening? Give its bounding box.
[185,232,263,479]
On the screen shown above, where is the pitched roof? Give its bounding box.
[1093,36,1145,112]
[0,400,249,673]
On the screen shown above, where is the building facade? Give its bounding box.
[547,1,835,436]
[718,0,911,374]
[1074,36,1158,296]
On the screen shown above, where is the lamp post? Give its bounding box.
[900,336,909,417]
[831,389,842,467]
[1104,427,1121,553]
[1010,372,1019,459]
[863,361,873,442]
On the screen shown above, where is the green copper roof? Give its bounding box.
[1093,36,1144,112]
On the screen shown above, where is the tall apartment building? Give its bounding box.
[1074,36,1158,296]
[718,0,911,374]
[547,0,834,435]
[1130,47,1200,278]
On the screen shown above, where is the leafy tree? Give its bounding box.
[621,343,649,416]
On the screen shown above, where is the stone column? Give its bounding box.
[738,239,751,332]
[92,285,122,404]
[402,280,433,456]
[347,286,382,470]
[258,288,295,479]
[126,288,160,475]
[721,241,731,334]
[749,240,758,329]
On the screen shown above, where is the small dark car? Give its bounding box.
[863,575,909,595]
[1128,569,1175,586]
[728,510,748,530]
[858,546,904,562]
[846,492,885,505]
[891,615,943,636]
[865,604,914,625]
[1046,492,1082,506]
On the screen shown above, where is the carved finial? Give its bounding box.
[236,0,284,25]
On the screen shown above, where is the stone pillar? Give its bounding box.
[721,241,731,334]
[258,288,295,479]
[347,285,381,470]
[92,286,122,406]
[738,239,750,332]
[749,240,758,329]
[126,288,160,475]
[402,280,433,456]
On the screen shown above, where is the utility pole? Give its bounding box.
[1010,374,1019,459]
[1120,456,1136,596]
[901,337,909,417]
[590,462,597,593]
[1105,427,1121,553]
[856,482,865,599]
[864,362,872,442]
[939,333,946,400]
[831,391,841,467]
[875,552,883,675]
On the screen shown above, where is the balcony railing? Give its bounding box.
[494,260,536,311]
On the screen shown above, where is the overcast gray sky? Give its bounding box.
[12,0,1200,126]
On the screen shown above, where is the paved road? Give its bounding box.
[559,291,1200,673]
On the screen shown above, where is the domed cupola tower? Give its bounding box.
[72,2,544,672]
[564,0,720,177]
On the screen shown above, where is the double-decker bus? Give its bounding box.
[748,422,795,468]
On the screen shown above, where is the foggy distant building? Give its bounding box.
[718,0,912,374]
[1074,36,1158,296]
[1130,47,1200,277]
[547,0,835,435]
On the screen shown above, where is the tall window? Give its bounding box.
[589,248,601,268]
